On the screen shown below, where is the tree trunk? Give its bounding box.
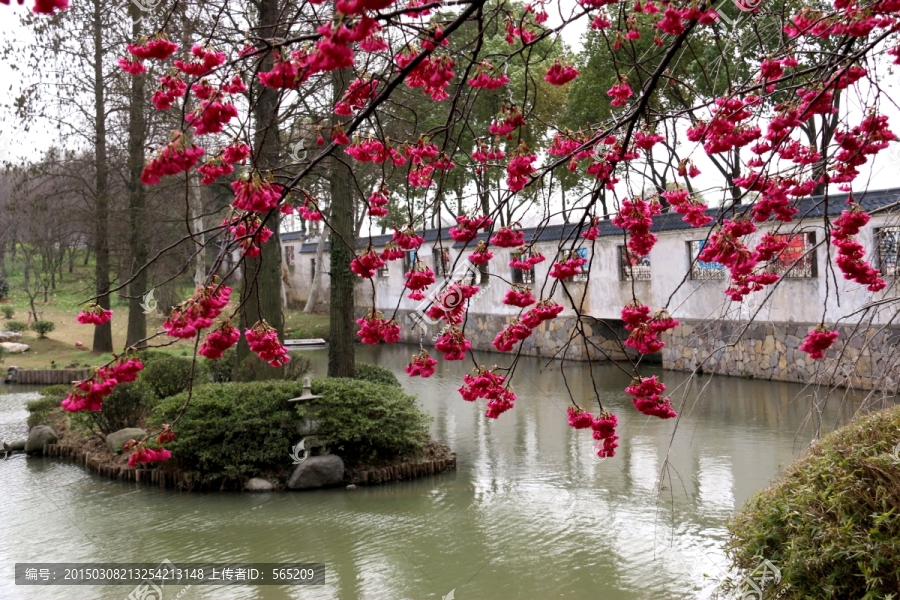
[91,0,113,353]
[125,1,148,349]
[304,231,326,313]
[237,0,285,369]
[328,67,356,378]
[190,174,206,287]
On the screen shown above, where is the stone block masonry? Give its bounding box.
[379,308,638,363]
[662,319,900,391]
[365,308,898,391]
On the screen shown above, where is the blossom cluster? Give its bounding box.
[356,309,401,344]
[405,350,438,378]
[799,325,840,360]
[245,321,291,367]
[624,376,677,419]
[163,282,232,339]
[621,302,679,354]
[611,197,662,257]
[831,205,886,292]
[61,356,145,413]
[567,406,619,458]
[458,367,517,419]
[76,303,112,326]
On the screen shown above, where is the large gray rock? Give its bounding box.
[0,331,22,343]
[0,342,29,354]
[24,425,58,455]
[244,478,275,492]
[287,455,345,490]
[7,439,26,453]
[106,428,146,453]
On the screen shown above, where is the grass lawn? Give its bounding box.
[283,311,330,340]
[1,258,329,370]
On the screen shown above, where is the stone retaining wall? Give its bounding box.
[380,309,635,362]
[662,320,900,390]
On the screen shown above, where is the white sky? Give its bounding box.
[2,2,899,234]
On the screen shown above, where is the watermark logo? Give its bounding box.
[887,142,900,166]
[409,261,489,336]
[442,589,456,600]
[591,442,609,463]
[723,558,787,599]
[289,139,308,163]
[131,0,164,12]
[121,0,164,26]
[125,559,191,600]
[139,288,158,315]
[714,0,762,29]
[289,439,309,465]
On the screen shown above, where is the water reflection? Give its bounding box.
[0,347,873,599]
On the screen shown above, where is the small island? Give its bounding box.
[18,350,455,491]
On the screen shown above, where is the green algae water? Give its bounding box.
[0,347,869,599]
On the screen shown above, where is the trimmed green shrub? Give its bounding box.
[139,353,207,399]
[73,380,158,436]
[2,306,13,319]
[6,320,27,333]
[206,347,236,383]
[30,321,55,338]
[726,405,900,599]
[150,381,307,482]
[233,351,310,382]
[304,378,431,464]
[353,362,401,388]
[26,384,69,428]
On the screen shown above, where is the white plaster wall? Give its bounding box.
[285,212,898,326]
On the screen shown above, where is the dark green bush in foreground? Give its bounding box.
[150,377,431,482]
[206,347,237,383]
[353,362,401,388]
[138,351,207,399]
[151,381,308,482]
[232,351,311,383]
[726,404,900,598]
[306,378,431,464]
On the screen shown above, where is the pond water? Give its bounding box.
[0,346,869,600]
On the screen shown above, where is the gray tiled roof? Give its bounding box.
[285,187,900,253]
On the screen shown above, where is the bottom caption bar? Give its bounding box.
[15,563,325,585]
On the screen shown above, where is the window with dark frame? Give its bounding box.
[768,232,817,278]
[433,247,451,278]
[284,245,295,266]
[511,250,535,284]
[555,248,590,282]
[478,262,489,284]
[876,226,900,277]
[310,257,317,279]
[403,249,417,273]
[377,260,390,278]
[619,246,651,281]
[688,240,726,280]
